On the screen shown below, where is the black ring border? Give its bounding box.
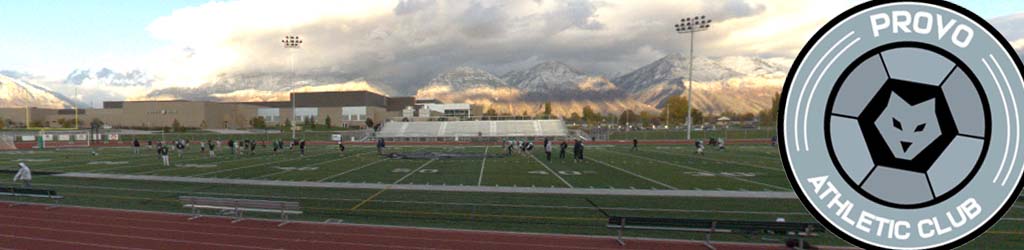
[777,0,1024,249]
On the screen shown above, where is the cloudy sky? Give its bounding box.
[0,0,1022,105]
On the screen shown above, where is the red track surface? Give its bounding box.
[0,202,798,250]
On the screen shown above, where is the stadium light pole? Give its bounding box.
[282,35,302,139]
[675,15,711,140]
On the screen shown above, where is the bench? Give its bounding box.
[607,216,822,250]
[179,196,301,227]
[0,186,63,209]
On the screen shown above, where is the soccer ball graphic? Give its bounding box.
[824,44,990,208]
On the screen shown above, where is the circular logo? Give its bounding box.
[779,1,1024,249]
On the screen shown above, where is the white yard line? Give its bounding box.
[129,148,335,175]
[392,159,436,184]
[253,169,291,179]
[588,157,678,190]
[477,146,489,186]
[317,159,389,182]
[642,149,784,172]
[528,153,574,188]
[598,149,788,191]
[189,151,338,177]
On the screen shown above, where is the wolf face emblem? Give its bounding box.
[874,94,942,160]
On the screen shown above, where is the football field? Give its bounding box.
[0,143,1021,248]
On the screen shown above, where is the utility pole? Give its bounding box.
[675,15,712,140]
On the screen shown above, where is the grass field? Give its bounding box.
[0,143,1021,248]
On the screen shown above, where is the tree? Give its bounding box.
[249,117,267,129]
[324,115,332,128]
[365,118,375,128]
[56,118,76,128]
[759,92,782,126]
[171,119,183,132]
[569,112,581,123]
[543,102,552,117]
[618,110,638,126]
[484,108,497,117]
[200,120,208,129]
[581,105,599,124]
[660,95,704,127]
[282,118,292,130]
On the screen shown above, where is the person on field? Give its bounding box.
[572,139,582,163]
[338,140,346,156]
[147,140,153,149]
[544,138,552,161]
[559,140,568,160]
[376,138,386,155]
[695,139,705,155]
[228,139,235,155]
[506,140,514,156]
[249,139,257,155]
[13,162,31,188]
[175,140,185,157]
[132,138,141,154]
[159,145,170,166]
[632,138,639,151]
[299,139,306,157]
[207,139,216,159]
[717,137,726,151]
[771,135,779,147]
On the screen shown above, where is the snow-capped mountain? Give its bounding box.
[64,68,155,87]
[127,54,788,116]
[419,65,652,116]
[416,67,521,104]
[502,61,587,91]
[0,72,79,109]
[425,66,510,89]
[502,61,624,101]
[613,54,788,113]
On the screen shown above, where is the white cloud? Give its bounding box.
[28,0,1015,102]
[134,0,864,95]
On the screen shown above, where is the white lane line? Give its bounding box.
[0,234,147,250]
[527,153,574,188]
[0,223,275,250]
[598,149,788,191]
[189,151,337,177]
[588,157,677,190]
[317,158,389,182]
[392,159,437,184]
[478,146,489,186]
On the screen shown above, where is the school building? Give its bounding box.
[0,91,479,129]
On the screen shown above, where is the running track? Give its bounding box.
[0,202,811,250]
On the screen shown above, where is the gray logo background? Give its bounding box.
[780,1,1024,249]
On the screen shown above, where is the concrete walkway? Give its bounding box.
[56,172,797,199]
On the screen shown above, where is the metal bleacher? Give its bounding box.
[377,119,568,140]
